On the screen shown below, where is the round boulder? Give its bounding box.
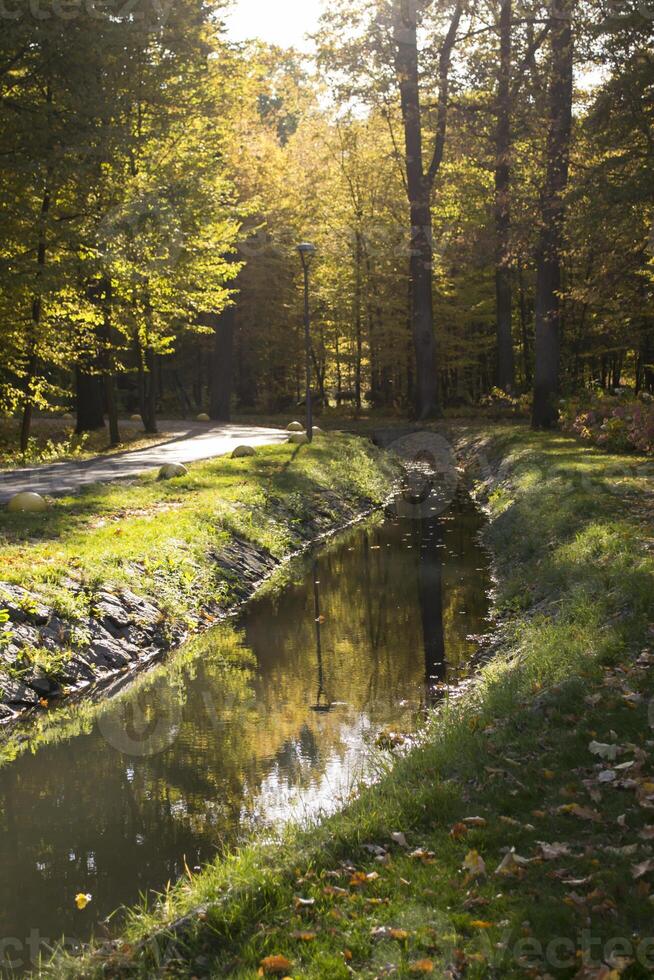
[231,445,256,459]
[286,421,304,432]
[288,433,309,446]
[312,426,323,434]
[130,414,142,423]
[7,492,49,513]
[62,412,74,420]
[158,463,188,481]
[197,413,211,423]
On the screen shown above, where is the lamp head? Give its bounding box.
[297,242,316,268]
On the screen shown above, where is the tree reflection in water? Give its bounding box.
[0,492,490,957]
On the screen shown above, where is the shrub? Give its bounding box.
[560,390,654,454]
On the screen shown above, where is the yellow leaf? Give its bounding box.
[74,893,92,910]
[389,928,409,940]
[409,960,434,975]
[557,803,602,822]
[259,956,292,976]
[463,849,486,878]
[470,920,494,929]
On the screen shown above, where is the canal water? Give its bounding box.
[0,490,491,970]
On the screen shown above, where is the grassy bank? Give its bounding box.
[45,427,654,979]
[0,434,397,715]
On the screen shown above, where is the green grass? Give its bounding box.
[42,427,654,978]
[0,434,398,701]
[1,433,396,619]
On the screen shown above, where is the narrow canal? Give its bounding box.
[0,489,491,971]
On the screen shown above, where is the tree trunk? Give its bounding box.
[335,333,342,404]
[20,352,37,454]
[100,283,120,447]
[135,338,146,425]
[394,0,439,419]
[532,0,574,429]
[354,231,363,413]
[409,198,439,418]
[641,324,654,393]
[143,346,158,433]
[20,178,51,453]
[75,367,105,432]
[204,307,235,422]
[495,0,515,392]
[518,259,532,388]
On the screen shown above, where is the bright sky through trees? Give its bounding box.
[225,0,322,49]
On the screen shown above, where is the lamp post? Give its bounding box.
[297,242,316,442]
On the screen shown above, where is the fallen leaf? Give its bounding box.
[74,893,92,910]
[258,955,292,976]
[391,831,408,848]
[462,816,487,827]
[463,895,489,910]
[294,897,315,908]
[449,822,468,840]
[538,842,572,860]
[371,925,409,941]
[605,844,639,856]
[408,961,434,975]
[574,964,624,979]
[323,885,347,897]
[290,930,317,942]
[589,741,620,761]
[632,859,654,880]
[557,803,602,822]
[564,890,588,910]
[499,816,521,827]
[495,849,530,876]
[470,920,494,929]
[463,850,486,878]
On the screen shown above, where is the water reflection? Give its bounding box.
[311,561,331,714]
[0,492,490,968]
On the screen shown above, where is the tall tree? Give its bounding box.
[532,0,575,428]
[494,0,516,392]
[392,0,463,418]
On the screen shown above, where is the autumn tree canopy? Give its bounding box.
[0,0,652,440]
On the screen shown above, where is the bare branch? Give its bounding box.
[425,1,463,190]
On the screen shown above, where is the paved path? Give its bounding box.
[0,422,288,503]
